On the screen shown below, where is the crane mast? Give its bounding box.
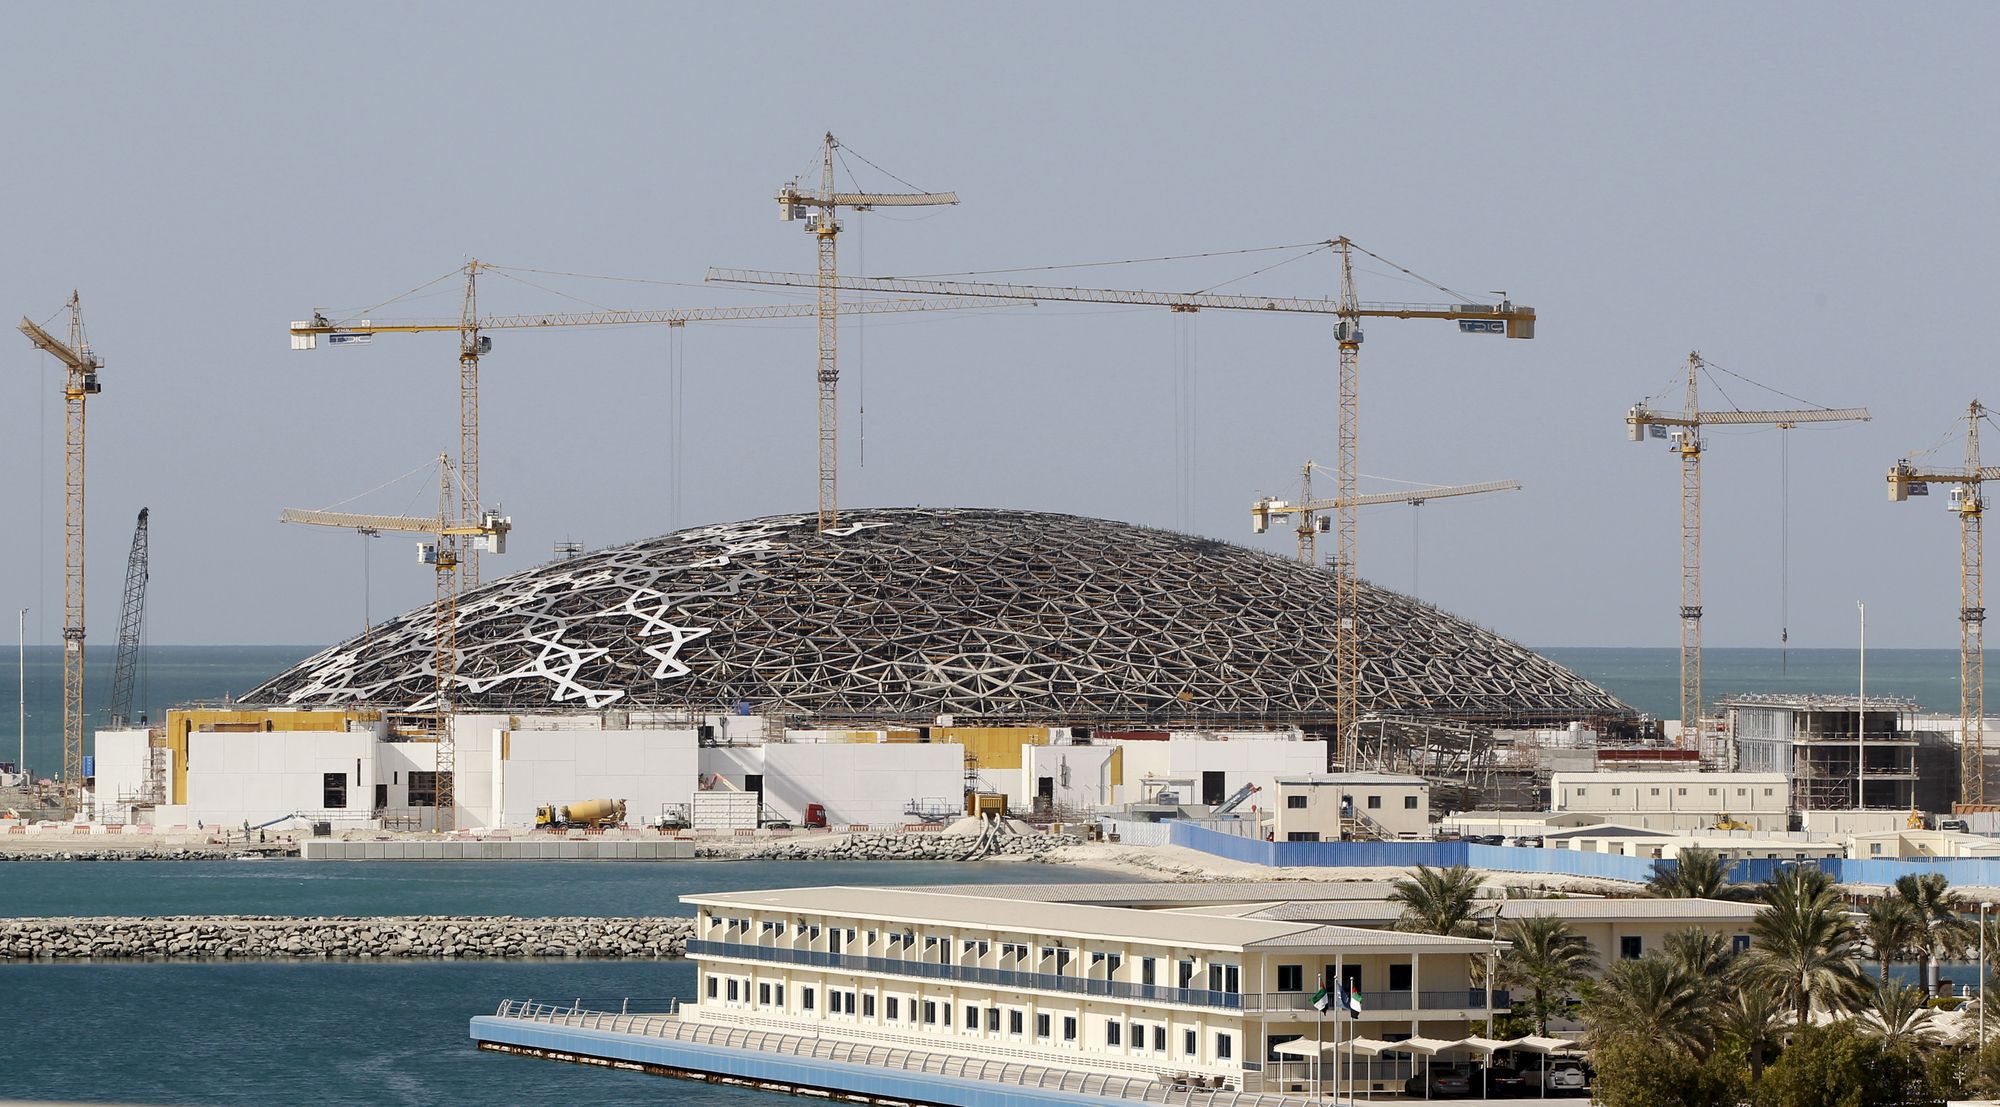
[109,508,150,728]
[292,271,1000,553]
[1888,400,1996,804]
[17,294,103,808]
[713,239,1534,762]
[775,133,959,531]
[1628,352,1869,751]
[280,457,512,831]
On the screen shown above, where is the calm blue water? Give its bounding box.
[0,644,313,776]
[0,858,1131,919]
[1541,646,1979,720]
[0,960,750,1106]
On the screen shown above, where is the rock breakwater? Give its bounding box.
[0,915,694,961]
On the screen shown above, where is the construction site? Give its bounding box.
[11,133,1998,839]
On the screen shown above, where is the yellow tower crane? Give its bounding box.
[1252,463,1521,566]
[710,237,1534,758]
[291,269,1005,582]
[1888,400,1997,805]
[280,456,512,831]
[17,294,103,808]
[773,133,959,531]
[1626,352,1869,749]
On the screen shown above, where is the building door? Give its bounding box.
[1202,771,1227,806]
[1036,777,1055,814]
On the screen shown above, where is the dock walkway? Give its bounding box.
[472,1000,1331,1107]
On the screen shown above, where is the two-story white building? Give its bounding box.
[1549,770,1791,833]
[682,885,1500,1097]
[1269,773,1431,841]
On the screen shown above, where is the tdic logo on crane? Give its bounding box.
[1457,319,1506,335]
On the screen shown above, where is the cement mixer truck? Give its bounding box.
[534,798,627,830]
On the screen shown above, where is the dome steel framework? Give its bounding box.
[248,508,1629,727]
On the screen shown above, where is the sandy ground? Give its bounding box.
[1040,841,1648,896]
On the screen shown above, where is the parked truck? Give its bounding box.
[535,798,627,829]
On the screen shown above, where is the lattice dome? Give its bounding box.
[247,508,1630,726]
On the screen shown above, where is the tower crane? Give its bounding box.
[108,508,150,728]
[710,237,1534,761]
[1626,352,1869,748]
[280,456,511,831]
[17,294,104,807]
[1888,400,1998,804]
[1252,463,1520,566]
[774,133,959,532]
[291,267,1002,582]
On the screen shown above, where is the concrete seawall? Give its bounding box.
[0,915,695,961]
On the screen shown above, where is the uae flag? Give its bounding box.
[1347,985,1364,1018]
[1310,987,1332,1013]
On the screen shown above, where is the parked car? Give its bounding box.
[1480,1064,1531,1096]
[1405,1062,1475,1098]
[1538,1060,1588,1095]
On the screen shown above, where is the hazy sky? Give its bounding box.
[3,2,1994,651]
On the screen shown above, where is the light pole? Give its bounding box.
[15,608,25,782]
[1984,901,1994,1047]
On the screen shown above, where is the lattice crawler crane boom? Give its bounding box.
[108,508,150,728]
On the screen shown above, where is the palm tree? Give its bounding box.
[1894,872,1973,996]
[1745,865,1869,1025]
[1388,864,1486,936]
[1662,925,1737,988]
[1857,981,1940,1049]
[1500,913,1597,1036]
[1859,896,1920,985]
[1647,846,1753,901]
[1582,955,1713,1056]
[1712,984,1789,1084]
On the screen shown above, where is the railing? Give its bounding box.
[1241,988,1507,1013]
[488,998,1340,1106]
[688,939,1243,1010]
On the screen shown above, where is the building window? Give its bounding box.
[759,983,771,1005]
[862,993,875,1018]
[1404,796,1418,810]
[965,1005,978,1030]
[1287,832,1321,842]
[1154,1025,1168,1052]
[1389,963,1412,991]
[1709,788,1718,796]
[1611,788,1621,796]
[922,1001,936,1025]
[1677,787,1687,795]
[1871,843,1884,856]
[322,772,347,809]
[1732,935,1752,954]
[1063,1016,1078,1042]
[803,987,816,1011]
[1619,936,1642,960]
[1277,965,1303,992]
[1763,788,1774,797]
[1367,795,1382,809]
[1185,1029,1198,1057]
[1141,957,1156,986]
[886,997,900,1021]
[1737,789,1747,797]
[1009,1009,1024,1035]
[1649,788,1659,797]
[1107,1020,1122,1046]
[1216,1033,1233,1060]
[1577,788,1587,797]
[1036,1013,1051,1038]
[726,979,739,1001]
[1177,960,1196,989]
[773,985,783,1007]
[408,770,447,807]
[1286,795,1308,809]
[986,1007,999,1032]
[706,975,718,999]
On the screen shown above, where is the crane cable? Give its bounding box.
[1781,426,1791,675]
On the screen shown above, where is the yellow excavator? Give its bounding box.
[1712,813,1752,832]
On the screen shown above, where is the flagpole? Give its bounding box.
[1315,1001,1324,1101]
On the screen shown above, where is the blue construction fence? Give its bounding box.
[1166,822,2000,888]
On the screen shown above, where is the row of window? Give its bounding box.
[316,770,444,810]
[703,974,1233,1060]
[1284,794,1419,810]
[1571,785,1774,799]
